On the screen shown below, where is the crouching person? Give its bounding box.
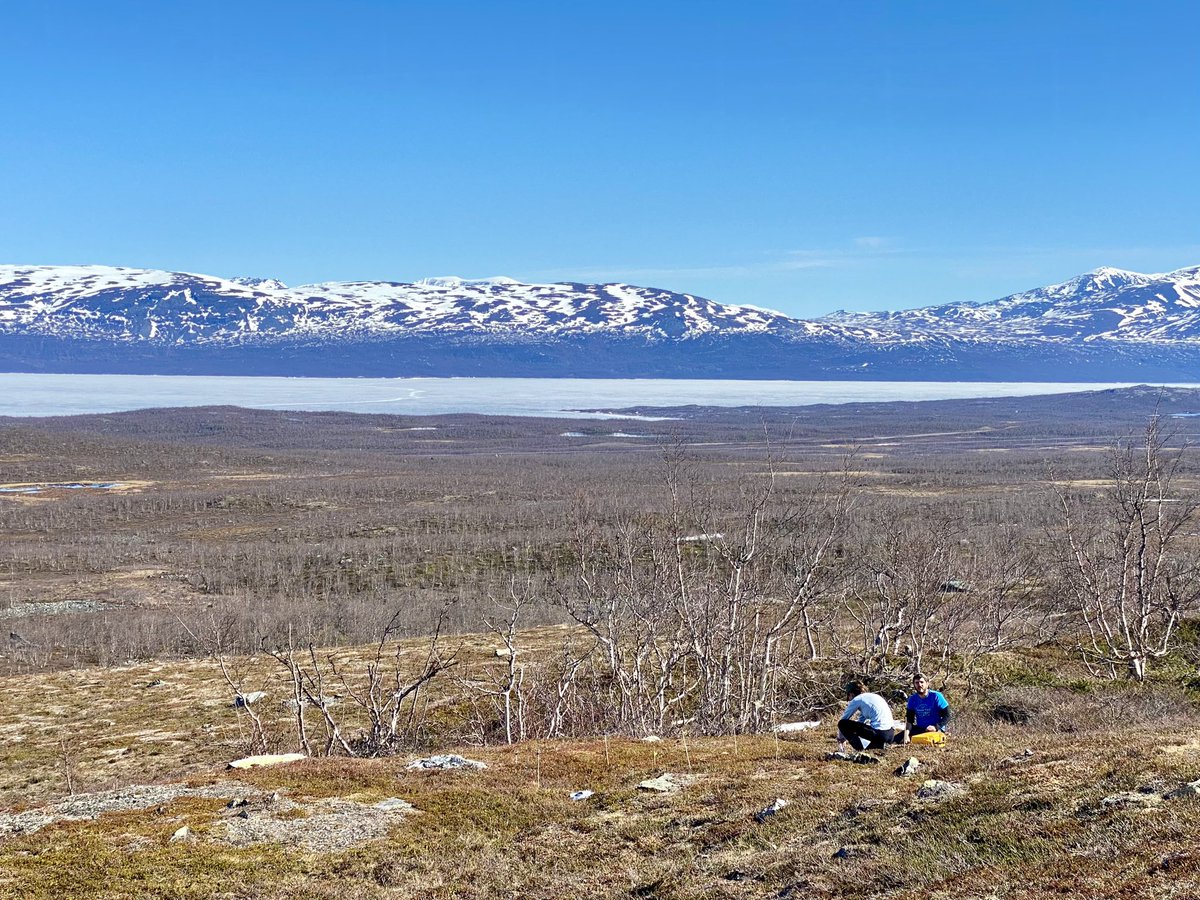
[837,679,895,752]
[903,672,950,743]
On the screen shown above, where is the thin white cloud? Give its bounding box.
[785,241,904,262]
[853,236,889,250]
[532,239,897,283]
[531,257,837,283]
[526,241,1200,293]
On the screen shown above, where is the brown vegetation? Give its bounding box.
[2,387,1200,896]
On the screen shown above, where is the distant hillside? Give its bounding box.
[2,264,1200,379]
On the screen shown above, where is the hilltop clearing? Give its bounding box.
[1,639,1200,899]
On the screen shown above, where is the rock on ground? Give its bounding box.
[825,750,880,765]
[917,779,966,802]
[1099,790,1163,810]
[1166,779,1200,800]
[405,754,487,771]
[754,798,788,822]
[228,752,307,770]
[637,773,699,793]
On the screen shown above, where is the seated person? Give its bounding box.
[837,679,895,751]
[903,672,950,742]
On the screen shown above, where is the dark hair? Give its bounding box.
[912,672,928,682]
[845,679,868,696]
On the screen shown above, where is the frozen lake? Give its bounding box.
[0,374,1183,420]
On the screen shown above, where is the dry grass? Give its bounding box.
[3,398,1200,895]
[1,637,1200,899]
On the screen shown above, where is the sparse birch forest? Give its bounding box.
[4,387,1200,899]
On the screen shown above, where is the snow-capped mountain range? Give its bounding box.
[0,266,799,343]
[1,263,1199,380]
[824,266,1200,345]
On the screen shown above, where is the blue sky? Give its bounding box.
[2,1,1197,317]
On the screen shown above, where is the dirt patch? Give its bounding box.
[0,779,415,854]
[1159,741,1200,755]
[0,481,151,494]
[0,781,260,836]
[217,795,415,852]
[751,470,889,478]
[0,600,119,619]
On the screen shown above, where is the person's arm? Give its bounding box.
[903,701,915,742]
[842,696,863,724]
[937,695,951,731]
[836,698,860,748]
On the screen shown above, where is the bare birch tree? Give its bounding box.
[1055,417,1200,680]
[557,447,854,736]
[264,605,458,756]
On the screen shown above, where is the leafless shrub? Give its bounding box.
[7,401,1200,747]
[837,510,1057,694]
[1053,416,1200,680]
[988,682,1200,734]
[552,446,854,736]
[176,609,272,754]
[263,606,459,757]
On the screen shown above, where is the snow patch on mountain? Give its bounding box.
[231,276,289,290]
[821,266,1200,345]
[414,276,524,288]
[3,263,1200,355]
[0,264,805,345]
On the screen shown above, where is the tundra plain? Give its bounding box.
[2,386,1200,899]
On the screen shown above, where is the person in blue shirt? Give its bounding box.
[903,672,950,742]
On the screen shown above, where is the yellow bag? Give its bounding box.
[909,731,946,746]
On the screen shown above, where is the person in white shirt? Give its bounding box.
[837,679,896,751]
